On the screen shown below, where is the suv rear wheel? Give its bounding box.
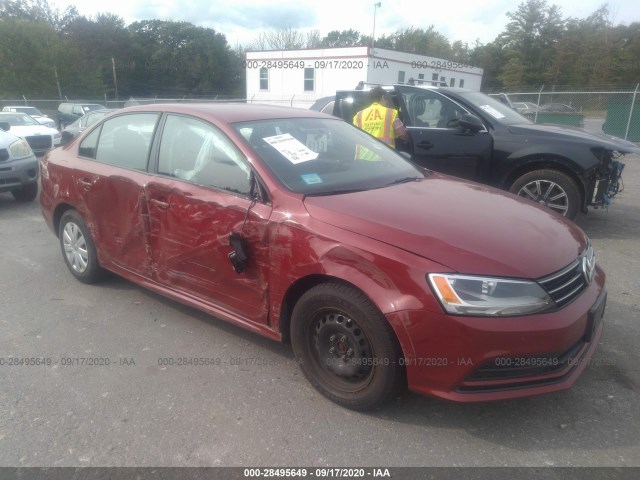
[510,169,581,219]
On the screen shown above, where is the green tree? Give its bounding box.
[321,29,365,47]
[498,0,565,86]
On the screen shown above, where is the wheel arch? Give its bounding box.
[277,273,416,362]
[52,203,76,238]
[502,156,588,209]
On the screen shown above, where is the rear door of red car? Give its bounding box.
[74,112,160,276]
[145,114,272,324]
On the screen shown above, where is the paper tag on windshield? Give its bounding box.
[263,133,319,164]
[479,105,505,119]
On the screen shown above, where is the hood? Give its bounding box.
[304,175,588,279]
[9,125,59,137]
[509,123,640,154]
[0,130,22,148]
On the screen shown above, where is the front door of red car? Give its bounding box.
[73,112,160,276]
[146,114,272,324]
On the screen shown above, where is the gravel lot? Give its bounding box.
[0,155,638,468]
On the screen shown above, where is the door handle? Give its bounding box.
[78,178,94,190]
[417,141,434,150]
[149,198,169,210]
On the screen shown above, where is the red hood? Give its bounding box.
[303,175,588,278]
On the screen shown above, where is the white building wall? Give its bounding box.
[367,48,483,91]
[246,48,369,108]
[246,47,484,108]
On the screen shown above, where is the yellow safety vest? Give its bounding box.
[353,103,398,148]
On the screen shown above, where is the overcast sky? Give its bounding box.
[49,0,639,48]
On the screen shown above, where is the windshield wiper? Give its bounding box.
[383,176,422,187]
[304,187,371,197]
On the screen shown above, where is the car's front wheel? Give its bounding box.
[59,210,104,284]
[510,169,581,219]
[12,183,38,202]
[291,283,404,410]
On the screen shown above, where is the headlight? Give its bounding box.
[8,139,33,158]
[428,274,553,316]
[54,132,61,139]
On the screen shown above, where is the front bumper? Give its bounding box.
[386,265,606,402]
[0,154,39,193]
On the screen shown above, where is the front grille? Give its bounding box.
[25,135,52,150]
[457,340,588,393]
[538,246,594,308]
[0,149,8,162]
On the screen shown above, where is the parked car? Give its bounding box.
[41,103,607,409]
[62,109,117,143]
[57,102,106,129]
[2,106,57,128]
[512,101,539,113]
[0,126,39,201]
[0,112,61,155]
[538,103,578,113]
[309,96,336,114]
[316,84,639,219]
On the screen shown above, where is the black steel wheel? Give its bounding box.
[291,283,404,410]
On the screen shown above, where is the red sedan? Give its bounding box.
[40,104,606,409]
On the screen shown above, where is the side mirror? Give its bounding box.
[458,114,484,133]
[60,130,74,146]
[0,121,10,132]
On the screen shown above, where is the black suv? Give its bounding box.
[320,84,639,219]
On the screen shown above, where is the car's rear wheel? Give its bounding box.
[291,283,404,410]
[59,210,104,284]
[510,169,580,219]
[12,183,38,202]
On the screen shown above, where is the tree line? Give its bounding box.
[1,0,639,100]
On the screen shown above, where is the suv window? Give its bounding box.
[158,115,251,196]
[400,89,468,128]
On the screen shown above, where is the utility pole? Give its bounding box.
[112,57,118,100]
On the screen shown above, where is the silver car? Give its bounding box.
[0,126,38,201]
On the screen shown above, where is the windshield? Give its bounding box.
[458,91,532,126]
[234,117,423,195]
[15,107,43,115]
[0,113,40,126]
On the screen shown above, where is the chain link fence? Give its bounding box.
[3,85,640,141]
[0,95,246,126]
[485,85,640,141]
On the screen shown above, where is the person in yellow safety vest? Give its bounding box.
[353,86,409,149]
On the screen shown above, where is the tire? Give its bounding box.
[291,282,404,410]
[509,169,581,220]
[59,210,104,284]
[12,183,38,202]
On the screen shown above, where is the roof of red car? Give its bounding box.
[119,103,332,123]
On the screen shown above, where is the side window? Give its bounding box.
[400,89,468,129]
[78,126,101,158]
[259,67,269,91]
[158,115,252,196]
[95,113,158,170]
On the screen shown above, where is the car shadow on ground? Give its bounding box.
[95,273,638,456]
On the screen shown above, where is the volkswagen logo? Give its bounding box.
[582,245,596,284]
